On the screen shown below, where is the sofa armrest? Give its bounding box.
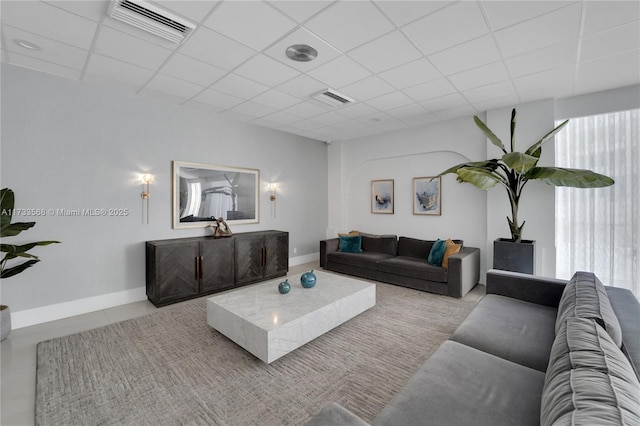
[447,247,480,298]
[303,402,371,426]
[486,269,567,307]
[320,238,339,268]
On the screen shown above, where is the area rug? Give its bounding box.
[36,282,479,425]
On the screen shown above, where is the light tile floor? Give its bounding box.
[1,262,317,425]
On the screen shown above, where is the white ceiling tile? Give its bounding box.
[276,74,326,98]
[434,104,477,121]
[264,27,341,72]
[580,22,640,63]
[348,31,422,73]
[249,118,282,130]
[252,89,302,110]
[43,0,109,22]
[160,54,226,87]
[94,26,172,70]
[305,1,394,52]
[308,55,372,88]
[211,73,269,99]
[402,78,457,101]
[231,101,278,118]
[179,27,256,71]
[269,1,333,23]
[234,54,300,87]
[403,2,489,55]
[183,100,224,114]
[375,1,453,27]
[144,73,204,101]
[481,1,574,30]
[101,16,179,50]
[204,1,296,51]
[505,40,579,78]
[8,53,81,80]
[153,1,219,22]
[339,76,395,101]
[283,100,329,118]
[366,91,414,111]
[385,102,429,120]
[1,0,98,50]
[3,25,89,70]
[471,94,520,114]
[378,59,442,89]
[218,109,255,122]
[461,81,517,104]
[575,49,640,95]
[312,111,349,126]
[193,88,244,109]
[583,1,640,35]
[140,88,191,105]
[449,61,510,91]
[494,3,582,58]
[84,53,154,87]
[513,65,576,96]
[335,102,379,119]
[288,119,323,131]
[421,93,469,112]
[429,35,501,75]
[262,111,304,126]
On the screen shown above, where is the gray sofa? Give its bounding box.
[320,234,480,298]
[305,269,640,426]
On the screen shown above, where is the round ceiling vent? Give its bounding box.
[286,44,318,62]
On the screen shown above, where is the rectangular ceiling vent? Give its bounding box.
[109,0,196,44]
[312,89,354,108]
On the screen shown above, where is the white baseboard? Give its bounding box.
[11,287,147,330]
[12,254,320,329]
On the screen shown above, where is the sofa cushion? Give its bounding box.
[451,294,557,371]
[427,239,446,266]
[556,271,623,347]
[327,251,393,271]
[377,257,447,283]
[359,233,397,256]
[442,238,462,268]
[373,340,545,426]
[398,237,463,260]
[541,317,640,426]
[338,235,362,253]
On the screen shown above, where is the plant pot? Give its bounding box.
[0,305,11,341]
[493,238,535,275]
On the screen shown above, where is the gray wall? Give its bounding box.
[1,64,328,314]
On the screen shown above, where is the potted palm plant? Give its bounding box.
[435,109,614,273]
[0,188,59,340]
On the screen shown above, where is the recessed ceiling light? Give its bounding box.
[286,44,318,62]
[14,39,42,50]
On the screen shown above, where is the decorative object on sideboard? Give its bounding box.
[301,270,317,288]
[173,161,260,229]
[371,179,394,214]
[140,173,153,224]
[413,176,441,216]
[0,188,60,341]
[212,218,233,239]
[278,279,290,294]
[434,108,614,274]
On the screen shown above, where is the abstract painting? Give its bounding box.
[371,179,394,214]
[413,177,441,215]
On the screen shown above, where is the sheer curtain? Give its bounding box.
[555,109,639,297]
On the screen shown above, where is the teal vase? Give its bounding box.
[300,270,317,288]
[278,279,291,294]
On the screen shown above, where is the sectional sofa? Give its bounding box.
[320,233,480,298]
[304,269,640,425]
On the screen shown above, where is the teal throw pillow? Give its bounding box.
[427,239,446,266]
[339,235,362,253]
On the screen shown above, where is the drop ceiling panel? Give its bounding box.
[268,1,334,24]
[421,93,469,112]
[366,91,415,110]
[160,54,226,87]
[8,52,81,80]
[234,54,301,87]
[153,1,219,22]
[305,1,395,52]
[264,27,342,72]
[230,101,278,119]
[428,35,501,75]
[252,89,302,110]
[378,59,442,89]
[348,31,422,73]
[481,1,574,30]
[179,27,256,71]
[580,22,640,63]
[308,55,372,88]
[449,61,510,91]
[204,1,296,51]
[340,75,395,101]
[462,80,517,104]
[505,41,579,78]
[283,100,329,118]
[385,102,429,120]
[261,110,304,126]
[575,50,640,95]
[94,26,172,70]
[513,66,576,96]
[402,78,457,102]
[582,1,640,35]
[193,88,244,109]
[375,1,453,27]
[144,74,204,101]
[42,0,109,23]
[403,2,488,55]
[275,74,326,98]
[85,53,154,87]
[211,73,269,99]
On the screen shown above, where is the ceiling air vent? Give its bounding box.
[312,89,354,108]
[109,0,196,44]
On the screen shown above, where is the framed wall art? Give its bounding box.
[371,179,394,214]
[413,176,441,215]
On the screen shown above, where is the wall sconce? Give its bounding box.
[268,183,277,219]
[141,173,153,224]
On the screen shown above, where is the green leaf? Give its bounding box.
[0,188,14,228]
[525,119,569,157]
[474,116,507,154]
[0,221,36,238]
[1,259,40,279]
[433,160,500,179]
[525,167,615,188]
[502,152,539,175]
[1,241,60,255]
[510,108,516,153]
[456,168,502,190]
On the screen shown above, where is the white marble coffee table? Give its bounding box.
[206,270,376,363]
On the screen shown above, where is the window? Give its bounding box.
[555,109,639,297]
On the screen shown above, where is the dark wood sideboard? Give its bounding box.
[146,230,289,307]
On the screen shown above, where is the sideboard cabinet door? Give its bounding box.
[146,241,199,307]
[199,238,234,293]
[264,232,289,279]
[234,234,266,285]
